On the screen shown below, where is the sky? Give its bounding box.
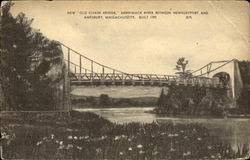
[8,1,250,75]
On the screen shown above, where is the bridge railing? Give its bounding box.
[72,73,178,81]
[70,73,225,88]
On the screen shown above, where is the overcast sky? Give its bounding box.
[9,1,249,75]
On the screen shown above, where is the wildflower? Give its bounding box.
[128,138,132,142]
[36,141,42,146]
[137,144,143,149]
[197,137,202,141]
[139,150,145,154]
[84,136,89,139]
[56,140,59,143]
[65,144,73,150]
[74,136,78,140]
[211,155,215,158]
[59,141,63,145]
[114,136,120,140]
[58,145,64,150]
[160,132,166,135]
[119,152,124,155]
[50,134,55,139]
[121,135,126,138]
[152,151,159,155]
[174,133,179,137]
[170,148,176,152]
[168,134,174,137]
[79,136,84,140]
[1,132,7,139]
[183,151,191,156]
[180,130,184,133]
[3,134,11,140]
[186,151,191,155]
[96,148,102,154]
[43,137,48,141]
[184,136,188,139]
[68,136,73,140]
[76,146,82,150]
[101,135,107,140]
[207,146,212,150]
[128,147,132,151]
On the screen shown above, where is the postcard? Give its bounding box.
[0,1,249,159]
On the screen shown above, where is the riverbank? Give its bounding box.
[1,110,248,159]
[73,105,156,109]
[149,109,250,119]
[71,95,158,108]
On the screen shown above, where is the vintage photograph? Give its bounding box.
[0,0,250,159]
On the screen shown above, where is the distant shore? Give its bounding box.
[73,105,156,109]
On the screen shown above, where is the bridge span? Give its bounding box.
[70,72,223,88]
[59,42,243,101]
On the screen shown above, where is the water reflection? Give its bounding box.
[75,107,250,154]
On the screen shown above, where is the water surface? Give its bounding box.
[75,107,250,152]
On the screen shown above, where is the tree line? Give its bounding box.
[72,94,157,107]
[0,2,65,111]
[156,58,250,116]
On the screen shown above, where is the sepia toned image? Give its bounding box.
[0,0,250,159]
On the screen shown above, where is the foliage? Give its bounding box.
[72,96,158,107]
[99,94,110,106]
[175,57,192,78]
[0,2,65,110]
[155,86,231,117]
[1,111,243,159]
[157,89,166,108]
[238,61,250,85]
[237,87,250,113]
[236,61,250,113]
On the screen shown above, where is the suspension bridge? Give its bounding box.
[60,42,242,91]
[57,42,243,111]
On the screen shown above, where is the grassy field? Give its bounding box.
[0,110,248,159]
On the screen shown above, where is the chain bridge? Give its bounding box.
[59,42,243,100]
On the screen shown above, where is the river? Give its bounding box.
[75,107,250,152]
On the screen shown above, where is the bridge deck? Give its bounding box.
[70,73,227,88]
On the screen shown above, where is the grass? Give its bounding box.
[0,110,248,159]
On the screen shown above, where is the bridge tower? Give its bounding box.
[192,59,243,107]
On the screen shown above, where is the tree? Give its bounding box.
[238,61,250,85]
[86,96,97,106]
[0,2,65,110]
[0,2,33,110]
[237,87,250,113]
[237,61,250,113]
[99,94,110,106]
[175,57,192,78]
[157,89,166,108]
